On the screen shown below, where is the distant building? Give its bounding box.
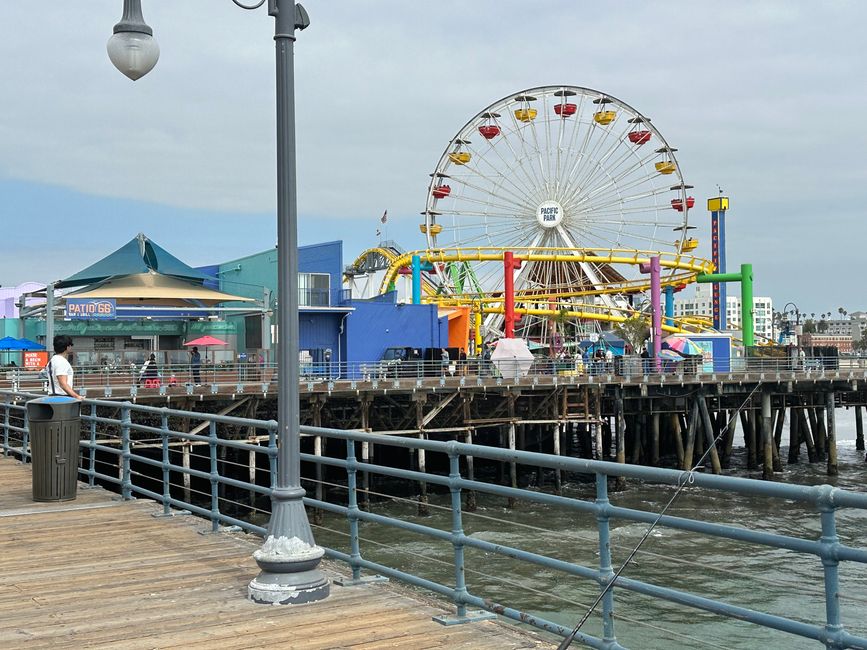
[673,284,773,342]
[850,311,867,342]
[801,333,853,354]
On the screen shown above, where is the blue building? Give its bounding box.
[217,241,449,371]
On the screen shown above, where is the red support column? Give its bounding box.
[503,251,522,338]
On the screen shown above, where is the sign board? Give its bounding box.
[93,337,116,351]
[23,351,49,369]
[65,299,116,320]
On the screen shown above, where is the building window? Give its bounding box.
[299,273,330,307]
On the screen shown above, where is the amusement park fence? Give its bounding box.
[2,390,867,649]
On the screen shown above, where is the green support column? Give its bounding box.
[740,263,754,348]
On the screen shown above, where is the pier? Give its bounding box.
[0,457,544,649]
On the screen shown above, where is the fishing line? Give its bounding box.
[556,383,762,649]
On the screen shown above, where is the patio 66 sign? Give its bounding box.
[65,299,117,320]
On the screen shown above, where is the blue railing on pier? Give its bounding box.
[2,389,867,649]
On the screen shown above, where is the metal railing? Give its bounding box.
[2,355,864,398]
[2,389,866,648]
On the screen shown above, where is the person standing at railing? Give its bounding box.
[45,335,82,399]
[190,346,202,386]
[139,353,160,387]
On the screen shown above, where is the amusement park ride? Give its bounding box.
[346,85,744,353]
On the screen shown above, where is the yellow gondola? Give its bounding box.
[680,237,698,252]
[593,110,616,125]
[655,161,676,174]
[448,152,471,165]
[514,108,538,123]
[420,223,443,235]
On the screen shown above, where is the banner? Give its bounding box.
[65,299,117,320]
[23,351,49,369]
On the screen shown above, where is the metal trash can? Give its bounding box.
[27,396,81,502]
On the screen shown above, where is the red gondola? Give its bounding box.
[478,125,500,139]
[554,103,577,117]
[628,130,651,145]
[671,197,695,212]
[432,184,451,199]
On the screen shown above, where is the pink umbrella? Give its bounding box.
[184,335,229,367]
[184,335,228,347]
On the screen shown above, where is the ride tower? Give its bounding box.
[708,195,730,330]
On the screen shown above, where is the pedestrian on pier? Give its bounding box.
[190,346,202,385]
[139,353,160,387]
[45,335,82,400]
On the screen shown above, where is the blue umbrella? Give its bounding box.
[0,336,25,351]
[16,338,45,351]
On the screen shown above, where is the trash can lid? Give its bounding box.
[27,396,81,421]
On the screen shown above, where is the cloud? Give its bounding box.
[0,1,865,313]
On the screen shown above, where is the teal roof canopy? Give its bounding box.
[57,233,213,289]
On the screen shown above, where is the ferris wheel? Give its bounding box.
[421,85,694,340]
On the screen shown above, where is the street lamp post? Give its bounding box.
[107,0,328,605]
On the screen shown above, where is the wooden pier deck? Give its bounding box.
[0,458,547,649]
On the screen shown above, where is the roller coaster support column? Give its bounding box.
[474,311,483,352]
[411,255,422,305]
[638,256,662,371]
[664,285,675,329]
[504,251,522,339]
[650,256,662,370]
[697,263,754,347]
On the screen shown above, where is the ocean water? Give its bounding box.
[311,408,867,649]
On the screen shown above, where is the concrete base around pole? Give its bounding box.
[333,574,389,587]
[248,534,330,604]
[433,609,498,626]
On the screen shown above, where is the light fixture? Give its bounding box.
[107,0,159,80]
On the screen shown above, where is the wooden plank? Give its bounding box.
[0,457,545,650]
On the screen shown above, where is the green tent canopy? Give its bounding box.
[56,233,213,289]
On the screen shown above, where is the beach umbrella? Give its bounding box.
[184,335,228,347]
[658,348,685,361]
[662,335,703,357]
[0,336,26,351]
[16,338,45,351]
[184,335,229,364]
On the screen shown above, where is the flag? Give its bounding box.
[380,210,388,224]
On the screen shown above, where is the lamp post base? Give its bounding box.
[248,571,330,605]
[248,534,330,605]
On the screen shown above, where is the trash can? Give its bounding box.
[27,396,81,502]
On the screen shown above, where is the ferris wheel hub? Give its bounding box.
[536,200,564,229]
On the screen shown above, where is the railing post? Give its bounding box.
[22,407,30,462]
[449,452,468,618]
[161,409,171,516]
[2,394,9,457]
[88,403,98,487]
[818,495,844,648]
[120,403,132,500]
[346,438,362,581]
[596,473,617,645]
[209,420,219,532]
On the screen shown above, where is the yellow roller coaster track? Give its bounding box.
[379,247,715,296]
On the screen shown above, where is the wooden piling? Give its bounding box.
[651,411,660,466]
[796,402,818,463]
[745,407,757,470]
[697,394,722,474]
[670,412,684,468]
[826,391,838,476]
[787,402,801,464]
[813,398,827,461]
[683,399,699,470]
[856,405,864,452]
[311,397,324,526]
[722,409,739,469]
[614,391,626,491]
[553,422,563,495]
[761,391,773,480]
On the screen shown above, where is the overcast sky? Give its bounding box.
[0,1,864,315]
